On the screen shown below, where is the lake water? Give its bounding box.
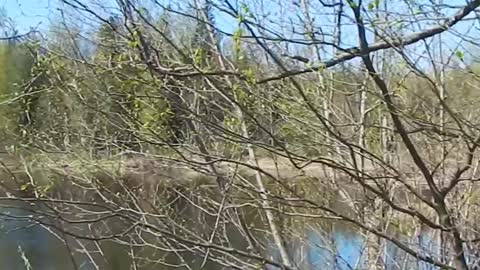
[0,162,473,270]
[0,203,447,270]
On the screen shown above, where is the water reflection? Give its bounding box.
[308,229,363,269]
[265,224,448,270]
[0,204,133,270]
[0,206,72,270]
[0,202,471,269]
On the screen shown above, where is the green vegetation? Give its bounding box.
[2,1,480,269]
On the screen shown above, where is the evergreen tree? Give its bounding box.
[94,17,143,153]
[0,41,37,147]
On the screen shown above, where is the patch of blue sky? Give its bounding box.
[3,0,479,66]
[1,0,55,33]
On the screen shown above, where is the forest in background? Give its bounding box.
[1,0,480,269]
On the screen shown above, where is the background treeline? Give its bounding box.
[2,1,480,269]
[2,9,479,160]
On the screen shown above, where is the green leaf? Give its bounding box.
[455,50,464,61]
[240,3,250,15]
[347,0,357,9]
[20,184,29,191]
[240,3,255,19]
[193,48,203,65]
[233,28,243,41]
[368,0,380,10]
[243,68,256,84]
[128,39,139,48]
[237,13,245,23]
[139,7,147,16]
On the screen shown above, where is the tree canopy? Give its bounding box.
[2,0,480,269]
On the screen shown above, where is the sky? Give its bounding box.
[2,0,479,66]
[1,0,55,32]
